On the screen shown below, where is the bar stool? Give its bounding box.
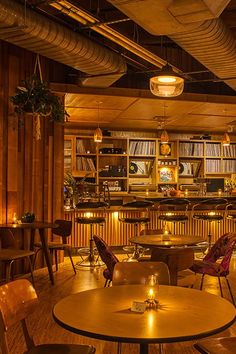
[157,198,190,234]
[192,198,227,250]
[119,200,154,261]
[75,183,110,268]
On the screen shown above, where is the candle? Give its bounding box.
[218,188,222,196]
[184,189,188,196]
[12,212,17,224]
[147,288,155,300]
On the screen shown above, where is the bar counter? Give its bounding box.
[64,195,236,248]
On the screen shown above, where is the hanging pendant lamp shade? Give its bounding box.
[222,132,230,146]
[160,129,169,144]
[94,127,103,143]
[150,64,184,97]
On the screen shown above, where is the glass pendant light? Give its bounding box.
[94,101,103,143]
[150,64,184,98]
[222,132,230,147]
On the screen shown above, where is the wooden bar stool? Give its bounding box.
[119,200,154,261]
[75,183,110,268]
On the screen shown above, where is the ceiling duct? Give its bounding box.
[0,0,126,87]
[108,0,236,91]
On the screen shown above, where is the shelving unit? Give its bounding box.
[64,135,236,193]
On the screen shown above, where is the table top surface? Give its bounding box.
[53,285,235,344]
[129,235,205,247]
[0,221,57,229]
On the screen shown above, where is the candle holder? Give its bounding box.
[145,275,159,309]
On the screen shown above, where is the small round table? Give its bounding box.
[129,234,205,285]
[0,222,57,285]
[53,285,236,354]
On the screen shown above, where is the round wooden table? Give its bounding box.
[0,221,57,285]
[130,235,205,285]
[53,285,236,354]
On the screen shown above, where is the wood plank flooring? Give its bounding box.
[7,253,236,354]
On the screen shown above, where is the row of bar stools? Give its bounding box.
[119,200,154,261]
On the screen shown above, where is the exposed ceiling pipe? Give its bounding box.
[108,0,236,91]
[0,0,127,88]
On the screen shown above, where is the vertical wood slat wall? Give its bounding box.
[65,209,236,248]
[0,40,65,268]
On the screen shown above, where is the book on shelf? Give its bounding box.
[76,156,96,171]
[179,142,203,156]
[129,141,156,155]
[206,159,221,173]
[223,144,236,158]
[206,143,221,156]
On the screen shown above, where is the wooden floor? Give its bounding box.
[7,253,236,354]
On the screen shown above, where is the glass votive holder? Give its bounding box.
[145,275,159,309]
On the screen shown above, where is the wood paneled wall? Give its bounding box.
[0,40,65,259]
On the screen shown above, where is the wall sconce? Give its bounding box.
[150,64,184,98]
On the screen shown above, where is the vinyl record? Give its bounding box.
[129,162,138,174]
[179,162,184,174]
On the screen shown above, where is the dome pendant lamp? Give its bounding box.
[150,64,184,98]
[222,132,230,147]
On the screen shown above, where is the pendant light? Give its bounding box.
[160,104,169,144]
[94,101,103,143]
[150,64,184,98]
[222,132,230,147]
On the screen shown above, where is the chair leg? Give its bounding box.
[55,250,58,271]
[27,256,35,288]
[32,247,41,270]
[225,276,235,306]
[117,342,122,354]
[67,249,77,274]
[218,276,223,297]
[200,274,205,290]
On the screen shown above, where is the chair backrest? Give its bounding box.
[112,261,170,286]
[93,235,119,276]
[0,229,16,248]
[53,219,72,244]
[203,232,236,274]
[0,279,38,354]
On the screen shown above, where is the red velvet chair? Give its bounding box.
[190,232,236,305]
[93,235,119,286]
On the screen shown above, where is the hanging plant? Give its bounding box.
[10,74,68,123]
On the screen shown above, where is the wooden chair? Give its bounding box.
[0,229,35,286]
[34,219,76,274]
[112,261,170,286]
[0,279,95,354]
[194,337,236,354]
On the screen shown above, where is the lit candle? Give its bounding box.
[218,188,222,196]
[145,188,149,196]
[147,288,155,301]
[12,212,17,224]
[184,189,188,197]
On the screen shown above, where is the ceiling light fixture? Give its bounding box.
[150,64,184,98]
[94,101,103,143]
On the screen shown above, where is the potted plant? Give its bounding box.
[10,75,68,123]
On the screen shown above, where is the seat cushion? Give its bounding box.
[194,337,236,354]
[26,344,95,354]
[0,249,34,261]
[120,217,150,224]
[76,217,105,224]
[193,214,223,221]
[190,260,227,276]
[159,215,188,222]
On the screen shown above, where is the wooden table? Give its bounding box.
[130,235,205,285]
[0,221,57,285]
[53,285,236,354]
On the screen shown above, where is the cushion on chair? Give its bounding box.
[119,217,150,224]
[190,260,226,276]
[194,337,236,354]
[159,215,188,222]
[76,217,105,224]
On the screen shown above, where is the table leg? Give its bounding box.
[39,228,54,285]
[140,343,149,354]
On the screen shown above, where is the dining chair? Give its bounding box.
[0,279,95,354]
[112,261,170,286]
[34,219,76,274]
[189,232,236,305]
[93,235,119,286]
[194,336,236,353]
[0,229,35,286]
